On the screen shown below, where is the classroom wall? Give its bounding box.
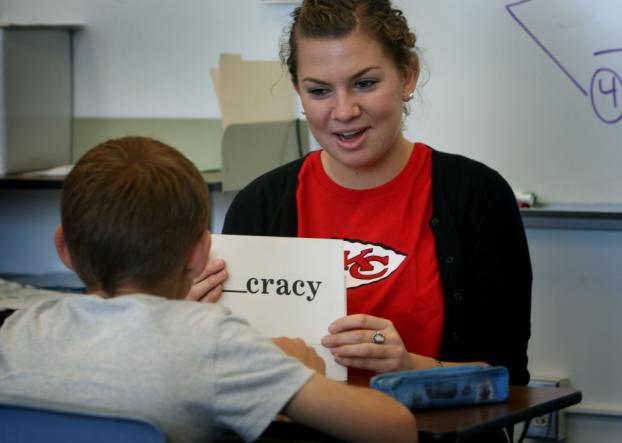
[0,0,298,170]
[4,0,621,203]
[1,1,621,441]
[525,226,622,442]
[0,0,294,118]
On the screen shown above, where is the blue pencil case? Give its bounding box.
[369,365,509,410]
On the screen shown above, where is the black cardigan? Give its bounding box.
[223,148,532,385]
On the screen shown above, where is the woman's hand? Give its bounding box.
[186,258,228,303]
[321,314,416,373]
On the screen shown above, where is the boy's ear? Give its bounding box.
[186,230,211,279]
[54,225,76,272]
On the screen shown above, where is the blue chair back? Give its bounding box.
[0,394,166,443]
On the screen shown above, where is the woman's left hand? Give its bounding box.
[321,314,415,373]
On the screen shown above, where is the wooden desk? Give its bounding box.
[235,385,581,443]
[415,385,581,442]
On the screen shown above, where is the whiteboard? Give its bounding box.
[1,0,620,204]
[397,0,622,205]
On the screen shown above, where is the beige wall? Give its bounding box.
[72,118,223,171]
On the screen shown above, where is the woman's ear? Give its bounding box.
[185,230,211,280]
[54,225,76,272]
[402,60,420,101]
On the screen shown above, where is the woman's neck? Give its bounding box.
[320,137,414,190]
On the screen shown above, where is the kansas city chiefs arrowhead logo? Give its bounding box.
[343,239,407,289]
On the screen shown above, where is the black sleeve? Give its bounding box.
[460,169,532,385]
[222,159,302,237]
[433,150,532,385]
[222,184,271,235]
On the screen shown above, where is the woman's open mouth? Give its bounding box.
[337,128,366,140]
[335,128,368,145]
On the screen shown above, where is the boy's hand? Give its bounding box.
[186,258,228,303]
[272,337,326,375]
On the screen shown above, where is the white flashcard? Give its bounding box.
[210,234,346,381]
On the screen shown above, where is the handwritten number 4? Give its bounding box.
[599,76,620,109]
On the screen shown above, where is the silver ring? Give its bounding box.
[371,331,386,345]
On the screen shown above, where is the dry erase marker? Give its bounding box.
[514,192,536,208]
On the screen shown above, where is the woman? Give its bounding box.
[189,0,532,385]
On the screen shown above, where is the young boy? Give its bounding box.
[0,137,417,443]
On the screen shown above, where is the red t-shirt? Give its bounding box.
[297,143,444,359]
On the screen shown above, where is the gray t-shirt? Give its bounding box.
[0,294,313,442]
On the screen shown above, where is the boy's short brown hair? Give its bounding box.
[61,136,210,294]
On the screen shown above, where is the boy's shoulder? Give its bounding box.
[0,278,71,311]
[76,294,233,326]
[4,293,233,337]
